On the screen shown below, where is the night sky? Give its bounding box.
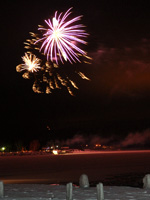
[1,0,150,147]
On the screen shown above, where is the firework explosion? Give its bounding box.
[16,8,91,95]
[36,7,88,64]
[16,53,41,73]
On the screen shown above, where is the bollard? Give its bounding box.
[97,183,104,200]
[79,174,89,188]
[0,181,4,198]
[66,182,73,200]
[143,174,150,189]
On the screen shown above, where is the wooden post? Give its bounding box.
[66,182,73,200]
[97,183,104,200]
[0,181,4,198]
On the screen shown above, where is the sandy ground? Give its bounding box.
[0,183,150,200]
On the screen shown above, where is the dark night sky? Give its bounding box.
[1,0,150,146]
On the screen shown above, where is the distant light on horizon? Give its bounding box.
[1,147,6,151]
[52,150,58,155]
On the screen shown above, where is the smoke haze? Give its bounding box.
[88,39,150,98]
[61,129,150,149]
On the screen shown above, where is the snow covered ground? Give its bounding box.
[1,183,150,200]
[1,150,150,199]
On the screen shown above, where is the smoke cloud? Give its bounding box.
[60,129,150,149]
[60,134,115,147]
[121,129,150,147]
[88,39,150,98]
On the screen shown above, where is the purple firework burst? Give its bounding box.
[36,7,88,64]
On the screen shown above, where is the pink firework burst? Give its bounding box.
[36,7,88,64]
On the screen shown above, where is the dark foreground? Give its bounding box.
[0,150,150,187]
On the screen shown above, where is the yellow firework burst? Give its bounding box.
[16,53,41,73]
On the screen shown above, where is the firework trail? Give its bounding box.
[16,8,91,96]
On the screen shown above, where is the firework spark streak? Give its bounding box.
[36,7,88,64]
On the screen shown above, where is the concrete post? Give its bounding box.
[79,174,89,188]
[0,181,4,198]
[66,182,73,200]
[97,183,104,200]
[143,174,150,189]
